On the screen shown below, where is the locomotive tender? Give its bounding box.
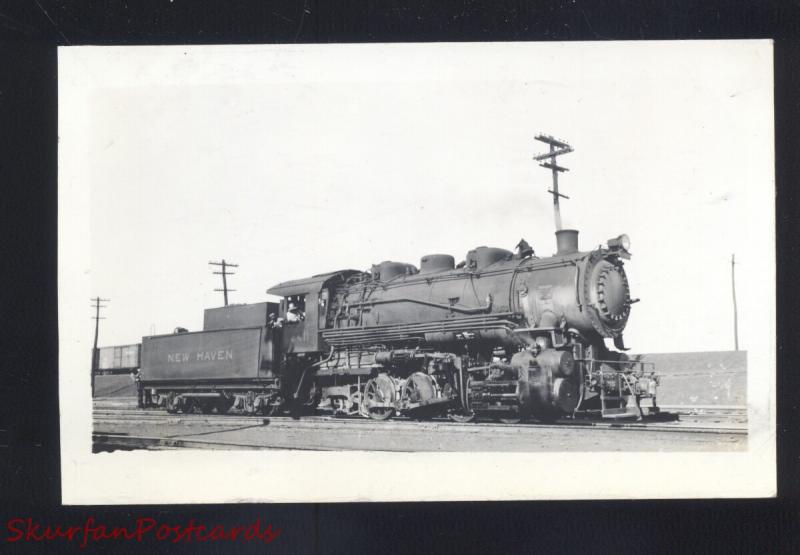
[140,228,659,422]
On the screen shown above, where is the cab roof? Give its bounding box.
[266,269,363,297]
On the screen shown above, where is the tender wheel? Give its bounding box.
[362,375,396,421]
[263,404,281,416]
[243,391,257,414]
[165,392,178,414]
[262,396,283,416]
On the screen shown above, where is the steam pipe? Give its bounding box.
[293,346,336,399]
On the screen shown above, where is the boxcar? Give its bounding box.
[96,343,141,375]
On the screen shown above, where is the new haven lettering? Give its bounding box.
[167,350,233,363]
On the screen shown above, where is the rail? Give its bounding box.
[93,408,746,435]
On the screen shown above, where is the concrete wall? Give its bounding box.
[637,350,746,406]
[94,374,137,398]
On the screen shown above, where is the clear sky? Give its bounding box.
[61,41,774,354]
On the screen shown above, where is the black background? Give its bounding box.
[1,1,798,552]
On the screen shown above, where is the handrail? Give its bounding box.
[343,296,493,315]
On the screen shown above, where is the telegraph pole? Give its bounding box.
[534,134,574,231]
[90,297,109,397]
[731,254,739,351]
[210,259,238,306]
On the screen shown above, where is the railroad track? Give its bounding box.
[92,432,336,452]
[92,398,747,452]
[93,408,746,436]
[658,404,746,415]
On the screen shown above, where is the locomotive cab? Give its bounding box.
[267,270,362,354]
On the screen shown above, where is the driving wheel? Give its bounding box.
[362,375,396,421]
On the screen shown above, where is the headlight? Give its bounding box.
[608,234,631,252]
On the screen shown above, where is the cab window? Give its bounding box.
[284,294,306,323]
[318,289,329,329]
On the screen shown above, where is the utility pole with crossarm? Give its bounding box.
[534,134,574,231]
[731,254,739,351]
[210,259,238,306]
[90,296,109,397]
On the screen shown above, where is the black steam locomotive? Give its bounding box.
[139,228,659,422]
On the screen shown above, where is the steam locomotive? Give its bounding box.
[139,228,659,422]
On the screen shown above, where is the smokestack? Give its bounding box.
[556,229,579,255]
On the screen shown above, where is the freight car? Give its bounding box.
[95,343,141,375]
[140,229,659,422]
